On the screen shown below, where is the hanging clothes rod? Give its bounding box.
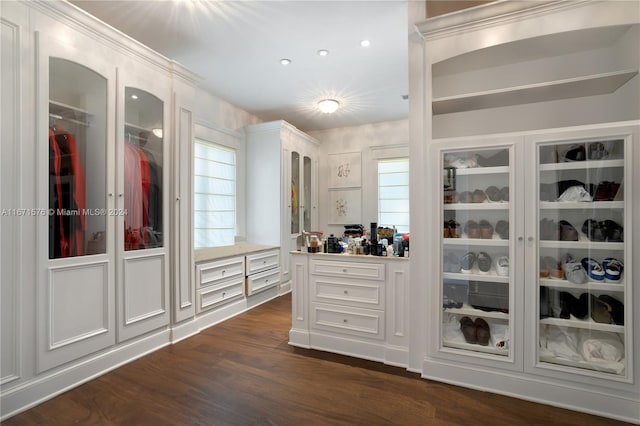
[49,113,90,127]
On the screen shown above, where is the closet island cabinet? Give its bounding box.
[1,0,199,419]
[413,1,639,422]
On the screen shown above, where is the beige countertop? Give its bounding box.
[195,243,279,263]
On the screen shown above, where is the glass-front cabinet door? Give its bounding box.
[123,87,164,251]
[440,146,514,360]
[536,138,628,377]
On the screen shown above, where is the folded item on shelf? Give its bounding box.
[541,325,582,362]
[557,186,592,202]
[578,329,625,375]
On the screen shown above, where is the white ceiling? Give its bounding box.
[70,0,410,132]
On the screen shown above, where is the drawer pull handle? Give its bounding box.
[222,292,226,297]
[343,319,348,323]
[265,279,269,283]
[342,268,347,273]
[344,290,348,294]
[222,270,226,275]
[263,260,267,264]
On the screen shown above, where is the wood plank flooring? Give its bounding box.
[5,294,630,425]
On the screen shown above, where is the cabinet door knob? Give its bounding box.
[108,193,114,197]
[344,290,348,294]
[343,319,348,323]
[518,236,523,242]
[342,268,347,273]
[528,236,534,242]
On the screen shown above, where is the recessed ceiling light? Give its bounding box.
[280,58,292,65]
[130,94,138,100]
[360,39,371,47]
[318,99,340,114]
[317,49,329,57]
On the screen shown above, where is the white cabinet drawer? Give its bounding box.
[310,259,385,281]
[196,257,245,288]
[246,249,280,275]
[197,276,245,312]
[311,302,385,340]
[246,267,281,296]
[311,277,383,309]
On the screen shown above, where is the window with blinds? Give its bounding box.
[193,140,236,248]
[378,158,409,234]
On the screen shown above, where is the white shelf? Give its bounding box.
[432,69,638,115]
[443,339,508,356]
[452,166,509,175]
[444,305,509,320]
[444,202,509,211]
[539,201,624,210]
[539,355,624,376]
[539,239,624,250]
[49,99,92,117]
[444,271,509,284]
[540,317,624,334]
[539,158,624,172]
[539,278,625,292]
[444,238,509,247]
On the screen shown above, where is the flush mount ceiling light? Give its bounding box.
[360,39,371,47]
[318,99,340,114]
[280,58,292,65]
[317,49,329,57]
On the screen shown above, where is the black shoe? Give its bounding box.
[582,219,606,242]
[495,220,509,240]
[600,219,623,242]
[590,294,613,324]
[558,220,579,241]
[564,144,586,162]
[599,295,624,325]
[560,292,589,319]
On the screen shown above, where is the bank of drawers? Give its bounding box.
[246,249,280,295]
[310,259,385,340]
[196,256,246,313]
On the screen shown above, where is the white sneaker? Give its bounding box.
[494,255,509,276]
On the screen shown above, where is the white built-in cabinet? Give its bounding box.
[246,121,319,290]
[0,0,199,419]
[413,1,640,422]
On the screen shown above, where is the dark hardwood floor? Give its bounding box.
[5,294,629,425]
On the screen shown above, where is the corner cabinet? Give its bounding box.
[246,121,319,291]
[414,1,640,422]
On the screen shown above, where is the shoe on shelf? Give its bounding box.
[600,219,623,242]
[447,220,461,238]
[458,191,473,203]
[539,257,550,278]
[460,252,476,273]
[560,292,589,320]
[598,294,624,326]
[474,318,491,346]
[564,144,586,162]
[588,142,608,160]
[443,222,451,238]
[593,181,612,201]
[479,220,494,239]
[499,186,509,202]
[602,258,623,283]
[540,218,560,241]
[477,252,492,274]
[443,252,461,273]
[544,256,564,280]
[582,219,606,242]
[485,185,501,202]
[472,189,487,203]
[459,316,477,344]
[558,220,579,241]
[580,258,605,281]
[444,190,458,204]
[590,294,613,324]
[495,255,509,277]
[495,220,509,239]
[560,253,588,284]
[557,186,592,202]
[464,220,481,239]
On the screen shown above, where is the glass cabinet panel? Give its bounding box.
[440,147,512,357]
[49,58,107,258]
[537,139,626,375]
[123,87,163,251]
[291,151,300,234]
[303,155,312,231]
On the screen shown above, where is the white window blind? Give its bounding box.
[194,140,236,248]
[378,158,409,233]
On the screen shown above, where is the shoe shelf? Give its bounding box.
[451,166,509,176]
[444,272,509,283]
[539,278,624,292]
[539,317,624,334]
[442,339,508,356]
[538,158,624,172]
[444,203,509,211]
[444,305,509,320]
[539,201,624,210]
[444,238,509,247]
[538,240,624,250]
[538,355,623,376]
